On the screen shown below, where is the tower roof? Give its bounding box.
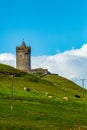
[20,40,26,48]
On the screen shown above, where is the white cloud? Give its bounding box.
[0,53,16,67]
[32,44,87,88]
[32,44,87,79]
[0,44,87,88]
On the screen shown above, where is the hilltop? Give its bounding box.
[0,63,87,130]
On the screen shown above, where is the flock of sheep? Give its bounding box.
[24,87,81,101]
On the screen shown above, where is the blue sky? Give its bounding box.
[0,0,87,56]
[1,0,87,87]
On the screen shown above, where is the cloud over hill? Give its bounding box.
[0,44,87,87]
[0,53,16,67]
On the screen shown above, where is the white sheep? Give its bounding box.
[48,95,52,98]
[45,92,48,96]
[24,87,26,91]
[62,97,68,101]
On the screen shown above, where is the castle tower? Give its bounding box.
[16,40,31,72]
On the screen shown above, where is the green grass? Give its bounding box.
[0,98,87,130]
[0,63,87,130]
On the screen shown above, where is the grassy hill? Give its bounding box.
[0,63,87,130]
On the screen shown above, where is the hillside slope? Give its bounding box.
[0,63,84,97]
[0,63,87,130]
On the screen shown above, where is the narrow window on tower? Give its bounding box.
[20,55,22,58]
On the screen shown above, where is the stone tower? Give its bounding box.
[16,40,31,72]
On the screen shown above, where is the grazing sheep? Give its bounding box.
[62,97,68,101]
[75,94,80,98]
[45,92,48,96]
[24,87,30,92]
[48,95,52,98]
[26,88,30,91]
[24,87,26,91]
